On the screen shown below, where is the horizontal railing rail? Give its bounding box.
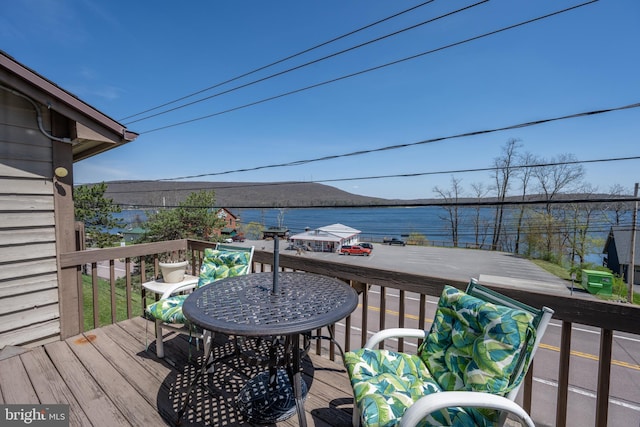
[250,247,640,427]
[252,249,640,335]
[57,239,640,427]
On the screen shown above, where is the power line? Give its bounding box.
[139,0,599,135]
[134,101,639,182]
[313,155,640,184]
[124,1,487,125]
[112,196,640,210]
[118,0,438,121]
[99,153,640,194]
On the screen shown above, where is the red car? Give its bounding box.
[340,245,371,256]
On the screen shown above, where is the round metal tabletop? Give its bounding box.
[182,271,359,336]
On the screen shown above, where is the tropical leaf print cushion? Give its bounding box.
[146,294,189,323]
[420,286,535,396]
[146,248,251,324]
[197,248,250,288]
[345,348,446,426]
[345,285,536,426]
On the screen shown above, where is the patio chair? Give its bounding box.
[344,279,554,427]
[145,245,254,358]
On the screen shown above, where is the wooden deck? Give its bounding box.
[0,317,355,426]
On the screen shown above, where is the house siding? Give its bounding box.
[0,90,61,348]
[604,237,621,277]
[603,226,640,285]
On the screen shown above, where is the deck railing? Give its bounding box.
[59,239,640,427]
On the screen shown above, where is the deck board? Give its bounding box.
[19,346,92,427]
[67,331,168,426]
[0,317,355,426]
[46,339,132,426]
[0,353,38,403]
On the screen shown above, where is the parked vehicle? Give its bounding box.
[340,245,371,256]
[383,237,406,246]
[358,242,374,250]
[286,243,310,251]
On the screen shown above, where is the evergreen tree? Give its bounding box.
[74,183,123,248]
[143,190,225,242]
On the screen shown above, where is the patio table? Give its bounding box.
[180,271,358,426]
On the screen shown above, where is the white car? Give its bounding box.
[223,238,233,243]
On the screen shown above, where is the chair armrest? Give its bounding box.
[399,391,535,427]
[364,328,426,349]
[159,277,200,299]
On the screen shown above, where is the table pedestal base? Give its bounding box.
[236,369,308,423]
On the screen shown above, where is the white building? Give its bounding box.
[289,223,361,252]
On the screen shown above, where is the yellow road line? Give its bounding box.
[359,304,640,371]
[538,343,640,371]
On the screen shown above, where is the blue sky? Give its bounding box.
[3,0,639,200]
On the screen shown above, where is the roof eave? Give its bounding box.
[0,51,138,161]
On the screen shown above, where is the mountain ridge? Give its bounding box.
[97,181,625,209]
[100,180,423,208]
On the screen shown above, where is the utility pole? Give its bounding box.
[628,183,638,303]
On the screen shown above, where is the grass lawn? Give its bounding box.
[82,275,144,331]
[530,259,575,282]
[530,258,639,304]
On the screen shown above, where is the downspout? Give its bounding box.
[0,84,72,143]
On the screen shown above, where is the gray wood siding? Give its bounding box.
[0,91,60,348]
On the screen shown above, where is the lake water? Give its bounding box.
[116,207,609,261]
[117,207,484,243]
[233,207,472,242]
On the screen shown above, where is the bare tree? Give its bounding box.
[531,153,585,261]
[605,184,632,225]
[433,176,464,247]
[514,151,537,254]
[276,208,288,228]
[533,153,585,212]
[470,182,491,249]
[565,183,600,267]
[491,139,520,251]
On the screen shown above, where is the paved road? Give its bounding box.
[338,285,640,427]
[253,239,571,294]
[244,240,639,426]
[93,260,133,280]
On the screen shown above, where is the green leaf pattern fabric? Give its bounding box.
[344,285,536,426]
[145,248,251,324]
[146,294,190,323]
[345,349,444,426]
[196,248,251,288]
[420,286,535,397]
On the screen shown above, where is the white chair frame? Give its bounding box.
[350,278,554,427]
